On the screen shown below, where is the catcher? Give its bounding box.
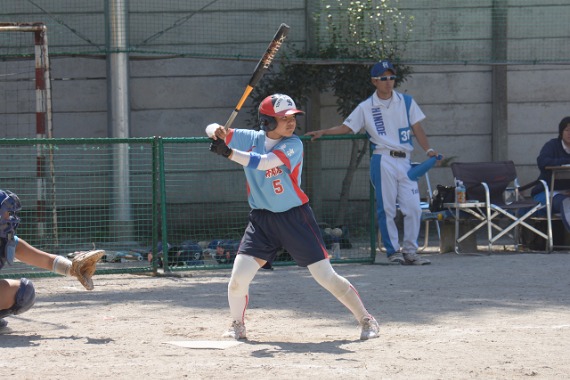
[0,189,105,330]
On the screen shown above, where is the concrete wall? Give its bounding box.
[2,0,570,198]
[5,55,570,195]
[318,63,570,189]
[49,56,257,138]
[400,0,570,64]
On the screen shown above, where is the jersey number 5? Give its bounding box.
[272,179,284,194]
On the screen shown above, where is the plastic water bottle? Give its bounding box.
[455,180,466,204]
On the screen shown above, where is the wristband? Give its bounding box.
[426,148,435,156]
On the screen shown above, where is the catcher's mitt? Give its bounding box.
[70,250,105,290]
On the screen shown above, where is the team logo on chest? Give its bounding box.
[372,107,386,136]
[278,143,295,157]
[265,167,283,178]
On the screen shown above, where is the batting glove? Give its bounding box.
[205,123,221,138]
[209,138,232,158]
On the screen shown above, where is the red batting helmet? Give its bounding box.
[258,94,304,131]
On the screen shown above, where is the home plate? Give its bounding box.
[164,340,243,349]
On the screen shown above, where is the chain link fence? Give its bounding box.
[0,135,378,279]
[1,1,568,64]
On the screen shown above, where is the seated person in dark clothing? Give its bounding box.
[531,116,570,230]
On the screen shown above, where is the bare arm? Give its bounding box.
[15,238,56,270]
[411,122,440,158]
[305,124,353,141]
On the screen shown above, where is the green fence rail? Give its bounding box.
[0,135,377,279]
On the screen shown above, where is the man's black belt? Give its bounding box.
[390,150,406,158]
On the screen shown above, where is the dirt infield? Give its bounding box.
[2,252,569,379]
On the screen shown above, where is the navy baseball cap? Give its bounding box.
[371,60,396,77]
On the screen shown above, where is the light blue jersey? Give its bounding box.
[226,128,308,213]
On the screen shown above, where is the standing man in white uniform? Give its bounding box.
[306,60,440,265]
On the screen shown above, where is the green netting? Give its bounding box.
[0,139,154,272]
[159,136,376,270]
[0,58,37,138]
[0,138,155,277]
[1,0,568,64]
[0,135,377,279]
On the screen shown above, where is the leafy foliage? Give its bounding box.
[248,0,414,126]
[246,1,415,226]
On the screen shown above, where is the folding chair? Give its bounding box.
[449,161,553,253]
[411,162,448,252]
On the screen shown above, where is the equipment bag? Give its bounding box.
[430,184,456,212]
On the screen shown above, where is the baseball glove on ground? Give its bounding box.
[70,250,106,290]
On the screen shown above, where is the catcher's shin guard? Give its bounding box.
[0,278,36,318]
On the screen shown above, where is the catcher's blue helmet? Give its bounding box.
[0,190,21,270]
[0,190,21,240]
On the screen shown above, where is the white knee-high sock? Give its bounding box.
[227,254,260,323]
[308,259,370,322]
[337,284,370,322]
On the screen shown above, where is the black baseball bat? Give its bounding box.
[224,23,290,130]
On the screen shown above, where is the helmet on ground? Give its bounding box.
[0,190,21,239]
[258,94,304,131]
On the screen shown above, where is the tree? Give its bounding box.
[250,0,414,226]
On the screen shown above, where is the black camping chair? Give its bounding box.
[449,161,553,253]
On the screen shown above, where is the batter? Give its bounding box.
[207,93,379,341]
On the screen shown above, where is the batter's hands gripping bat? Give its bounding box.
[224,23,290,131]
